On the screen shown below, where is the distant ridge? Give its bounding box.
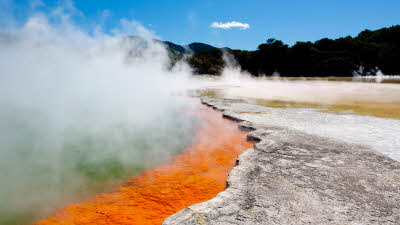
[187,43,217,53]
[126,35,225,56]
[128,25,400,76]
[163,41,220,56]
[162,41,187,55]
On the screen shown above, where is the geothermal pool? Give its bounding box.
[0,103,196,225]
[3,77,400,224]
[34,104,252,225]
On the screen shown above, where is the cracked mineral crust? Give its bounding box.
[162,97,400,225]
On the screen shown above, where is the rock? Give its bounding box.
[163,97,400,225]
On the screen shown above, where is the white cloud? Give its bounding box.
[210,21,250,30]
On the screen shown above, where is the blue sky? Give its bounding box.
[4,0,400,50]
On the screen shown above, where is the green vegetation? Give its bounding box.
[185,25,400,76]
[188,50,223,75]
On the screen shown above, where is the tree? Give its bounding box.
[185,25,400,76]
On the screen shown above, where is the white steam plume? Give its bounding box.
[0,2,197,224]
[216,50,400,106]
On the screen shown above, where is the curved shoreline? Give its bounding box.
[163,97,400,225]
[34,104,252,225]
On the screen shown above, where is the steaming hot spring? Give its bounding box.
[1,4,400,225]
[0,11,255,224]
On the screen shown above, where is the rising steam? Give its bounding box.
[0,2,197,224]
[216,50,400,106]
[2,1,400,224]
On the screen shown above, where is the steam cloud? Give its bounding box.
[216,50,400,107]
[0,1,198,224]
[1,1,399,224]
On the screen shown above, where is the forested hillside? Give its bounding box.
[185,25,400,76]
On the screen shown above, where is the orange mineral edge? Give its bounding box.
[35,104,252,225]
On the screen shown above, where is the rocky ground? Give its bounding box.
[163,97,400,225]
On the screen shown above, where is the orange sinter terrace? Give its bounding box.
[35,103,253,225]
